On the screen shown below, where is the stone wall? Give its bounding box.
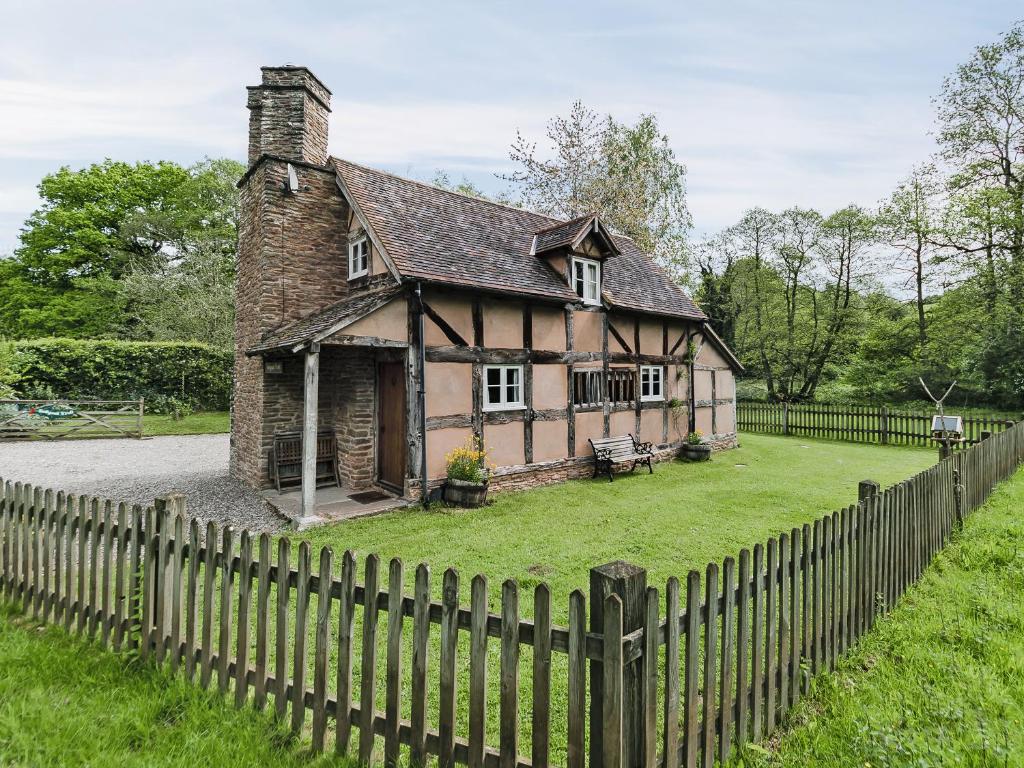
[252,348,378,490]
[246,66,331,166]
[231,157,352,487]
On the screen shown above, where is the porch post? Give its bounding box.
[300,342,320,525]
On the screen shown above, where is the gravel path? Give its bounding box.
[0,435,287,532]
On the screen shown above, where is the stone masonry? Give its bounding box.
[232,66,357,488]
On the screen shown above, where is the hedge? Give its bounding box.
[0,338,232,413]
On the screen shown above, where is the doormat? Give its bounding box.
[348,490,390,504]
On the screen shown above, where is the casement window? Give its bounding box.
[572,257,601,305]
[348,236,369,279]
[572,368,636,407]
[483,365,524,411]
[640,365,664,401]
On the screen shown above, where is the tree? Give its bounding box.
[877,164,943,349]
[506,102,692,273]
[0,158,243,343]
[934,21,1024,403]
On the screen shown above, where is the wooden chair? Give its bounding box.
[270,430,341,492]
[588,433,656,482]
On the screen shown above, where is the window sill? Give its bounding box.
[640,396,665,403]
[348,271,369,281]
[482,405,527,413]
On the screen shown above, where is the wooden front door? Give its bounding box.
[376,361,407,492]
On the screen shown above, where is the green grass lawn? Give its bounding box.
[0,606,347,767]
[144,411,229,436]
[299,433,937,619]
[736,467,1024,767]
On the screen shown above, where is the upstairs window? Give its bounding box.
[640,365,664,401]
[348,236,369,279]
[483,365,524,411]
[572,257,601,305]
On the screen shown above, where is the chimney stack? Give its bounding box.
[246,65,331,167]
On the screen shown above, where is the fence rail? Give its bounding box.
[1,423,1023,767]
[737,400,1015,446]
[0,398,144,441]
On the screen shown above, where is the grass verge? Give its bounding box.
[144,411,229,436]
[0,604,345,767]
[735,467,1024,767]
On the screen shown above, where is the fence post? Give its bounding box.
[782,402,789,435]
[137,398,145,439]
[858,480,879,504]
[880,406,888,445]
[153,493,186,657]
[953,462,964,528]
[590,560,647,768]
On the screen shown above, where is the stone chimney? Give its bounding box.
[246,65,331,167]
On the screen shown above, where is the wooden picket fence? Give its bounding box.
[736,400,1015,446]
[1,421,1023,767]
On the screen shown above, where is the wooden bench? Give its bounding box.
[588,434,655,482]
[270,430,341,492]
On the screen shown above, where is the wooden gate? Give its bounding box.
[0,399,144,441]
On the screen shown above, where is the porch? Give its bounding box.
[261,483,409,528]
[258,339,412,527]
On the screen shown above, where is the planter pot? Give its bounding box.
[682,443,712,462]
[444,477,489,507]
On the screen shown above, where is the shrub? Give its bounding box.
[0,338,231,413]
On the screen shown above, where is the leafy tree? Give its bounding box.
[506,102,691,273]
[0,158,243,344]
[877,165,944,349]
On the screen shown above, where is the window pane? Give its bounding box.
[487,368,502,386]
[487,384,501,404]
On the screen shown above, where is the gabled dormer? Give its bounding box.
[530,214,620,306]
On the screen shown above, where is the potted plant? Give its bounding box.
[682,428,712,461]
[443,437,492,507]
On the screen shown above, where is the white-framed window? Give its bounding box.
[572,257,601,305]
[640,365,664,402]
[483,365,524,411]
[348,236,369,279]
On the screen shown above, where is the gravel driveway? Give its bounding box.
[0,434,286,532]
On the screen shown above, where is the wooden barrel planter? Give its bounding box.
[444,477,489,507]
[682,443,712,462]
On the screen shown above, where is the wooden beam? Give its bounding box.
[426,407,568,432]
[634,319,642,434]
[301,343,320,523]
[602,314,611,438]
[424,346,686,366]
[669,330,687,356]
[472,299,484,347]
[607,323,632,355]
[566,307,576,457]
[421,302,469,347]
[524,304,534,465]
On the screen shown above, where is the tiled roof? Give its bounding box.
[332,157,706,320]
[248,285,405,354]
[532,215,595,254]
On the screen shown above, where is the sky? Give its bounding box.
[1,1,1021,256]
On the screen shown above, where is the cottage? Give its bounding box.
[231,65,743,522]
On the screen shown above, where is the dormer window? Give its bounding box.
[572,257,601,305]
[348,236,369,279]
